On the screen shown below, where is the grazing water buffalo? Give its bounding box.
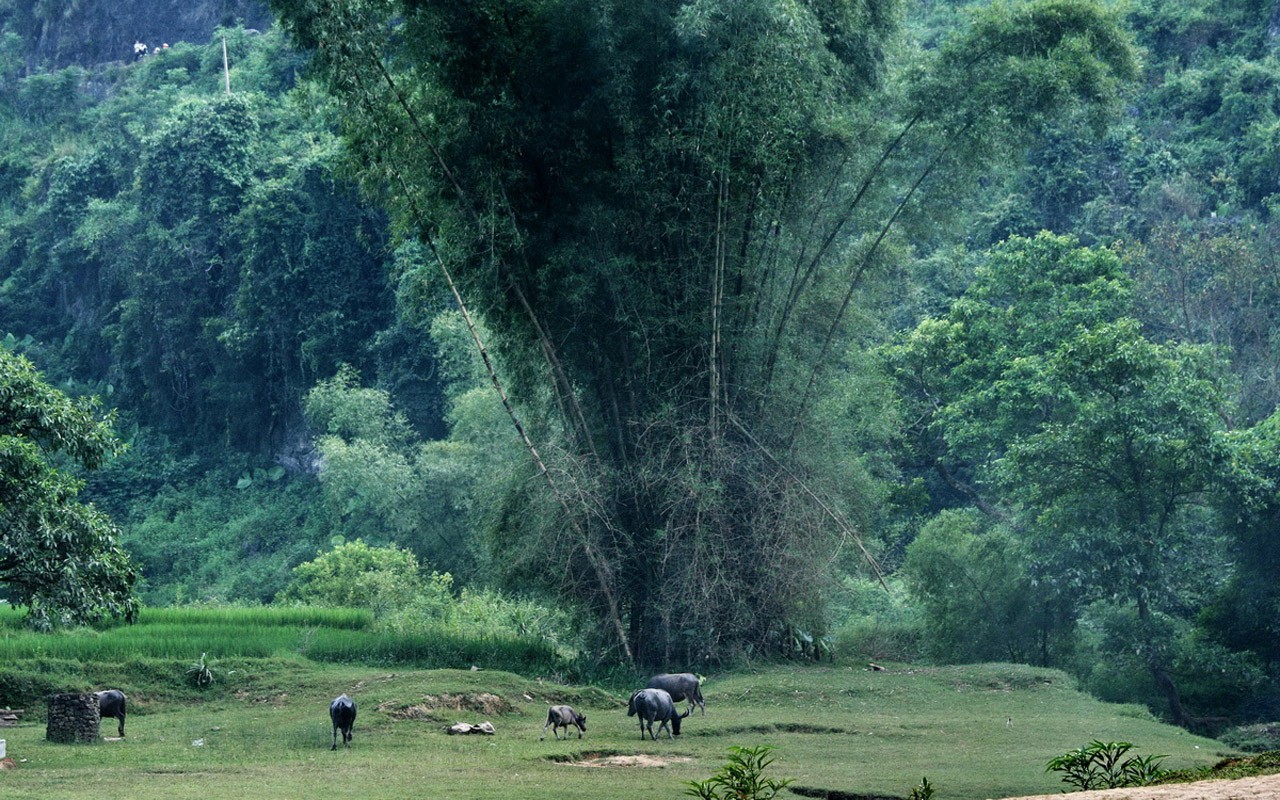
[539,705,587,740]
[330,694,356,750]
[646,673,705,715]
[95,689,127,737]
[627,688,689,740]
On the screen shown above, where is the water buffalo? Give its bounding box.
[539,704,586,740]
[646,673,705,715]
[330,694,356,750]
[95,689,127,737]
[627,688,689,740]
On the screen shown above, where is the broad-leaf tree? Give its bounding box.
[1207,410,1280,666]
[903,509,1069,666]
[271,0,1137,663]
[887,233,1230,724]
[0,349,138,628]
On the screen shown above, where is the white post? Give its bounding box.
[222,36,231,95]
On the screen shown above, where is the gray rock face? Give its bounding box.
[9,0,273,72]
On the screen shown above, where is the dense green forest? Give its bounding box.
[3,0,1280,736]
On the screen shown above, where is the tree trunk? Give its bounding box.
[1136,594,1189,727]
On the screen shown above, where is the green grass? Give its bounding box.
[0,605,375,632]
[0,606,561,675]
[0,659,1240,800]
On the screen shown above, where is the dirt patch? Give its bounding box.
[790,786,902,800]
[350,674,399,691]
[574,754,694,768]
[378,692,517,720]
[232,690,290,707]
[710,723,851,736]
[997,773,1280,800]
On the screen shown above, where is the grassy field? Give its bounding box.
[0,655,1232,800]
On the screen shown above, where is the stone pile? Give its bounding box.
[46,693,100,743]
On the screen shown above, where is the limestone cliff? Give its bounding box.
[3,0,272,72]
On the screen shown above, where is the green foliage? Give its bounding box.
[277,538,581,659]
[685,745,793,800]
[1046,740,1168,790]
[300,626,563,674]
[272,0,1136,667]
[123,474,332,605]
[907,777,935,800]
[1157,751,1280,784]
[1208,411,1280,665]
[1129,226,1280,422]
[903,510,1069,665]
[919,0,1138,136]
[14,66,91,125]
[0,349,138,628]
[1218,725,1280,754]
[0,22,412,462]
[888,233,1232,721]
[306,366,412,444]
[830,577,924,663]
[381,584,582,658]
[186,651,215,688]
[302,358,510,578]
[278,539,424,616]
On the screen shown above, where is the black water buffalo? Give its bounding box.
[627,688,689,740]
[330,694,356,750]
[95,689,127,737]
[539,704,586,740]
[646,673,705,715]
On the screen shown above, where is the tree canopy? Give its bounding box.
[887,232,1230,723]
[0,348,137,628]
[269,0,1137,663]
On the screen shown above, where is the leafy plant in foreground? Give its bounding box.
[908,776,935,800]
[186,652,215,688]
[685,745,793,800]
[1046,740,1167,790]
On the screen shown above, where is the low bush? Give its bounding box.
[1046,740,1167,790]
[1219,724,1280,753]
[685,745,793,800]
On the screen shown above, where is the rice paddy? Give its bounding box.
[0,606,560,675]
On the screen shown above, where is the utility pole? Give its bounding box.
[222,36,231,95]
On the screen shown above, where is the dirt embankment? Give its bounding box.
[999,773,1280,800]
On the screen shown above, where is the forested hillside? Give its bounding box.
[3,0,1280,738]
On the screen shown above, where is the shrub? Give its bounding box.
[186,652,215,688]
[685,745,793,800]
[1046,741,1167,790]
[908,777,935,800]
[1219,723,1280,753]
[278,539,423,616]
[831,577,925,663]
